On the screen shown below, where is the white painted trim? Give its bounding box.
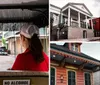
[90,17,93,30]
[78,12,80,28]
[85,15,88,29]
[50,7,61,15]
[51,66,57,85]
[62,13,68,17]
[68,8,71,26]
[91,72,94,85]
[62,6,69,12]
[62,4,92,16]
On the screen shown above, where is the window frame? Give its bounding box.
[67,70,76,85]
[71,44,79,52]
[50,67,56,85]
[84,72,91,85]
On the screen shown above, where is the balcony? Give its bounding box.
[71,21,79,28]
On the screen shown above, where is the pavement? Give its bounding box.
[57,37,100,42]
[0,55,16,71]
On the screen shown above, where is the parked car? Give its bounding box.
[0,47,8,55]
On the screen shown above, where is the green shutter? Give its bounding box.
[50,68,55,85]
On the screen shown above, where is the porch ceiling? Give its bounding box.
[71,9,78,16]
[0,0,48,5]
[0,0,48,27]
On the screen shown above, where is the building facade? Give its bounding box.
[50,43,100,85]
[4,26,49,56]
[92,17,100,37]
[93,71,100,85]
[50,3,94,40]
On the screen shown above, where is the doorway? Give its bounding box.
[83,30,87,38]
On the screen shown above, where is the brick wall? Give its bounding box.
[77,70,84,85]
[56,67,67,85]
[54,66,93,85]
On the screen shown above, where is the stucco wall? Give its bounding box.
[68,27,94,39]
[93,71,100,85]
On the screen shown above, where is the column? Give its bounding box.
[91,17,93,30]
[78,12,80,28]
[68,8,70,26]
[61,12,63,23]
[85,15,88,29]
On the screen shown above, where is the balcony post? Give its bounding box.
[68,7,70,26]
[85,15,88,29]
[78,12,80,28]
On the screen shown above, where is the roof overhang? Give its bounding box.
[51,48,100,72]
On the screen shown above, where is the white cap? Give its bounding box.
[20,24,39,39]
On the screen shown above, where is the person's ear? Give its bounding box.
[21,35,25,42]
[22,36,26,41]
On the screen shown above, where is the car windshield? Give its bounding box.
[0,47,6,51]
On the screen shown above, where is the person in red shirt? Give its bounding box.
[11,24,49,71]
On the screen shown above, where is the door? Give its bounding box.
[68,71,76,85]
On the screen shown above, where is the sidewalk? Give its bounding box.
[0,55,15,71]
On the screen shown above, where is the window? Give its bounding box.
[52,13,59,25]
[71,44,78,52]
[63,43,69,49]
[68,71,76,85]
[85,73,91,85]
[50,67,55,85]
[53,13,58,20]
[50,12,53,19]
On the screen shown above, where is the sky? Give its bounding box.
[50,0,100,17]
[81,43,100,60]
[52,42,100,60]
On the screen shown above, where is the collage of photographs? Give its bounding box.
[0,0,100,85]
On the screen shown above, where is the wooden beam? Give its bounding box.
[92,66,100,72]
[78,62,87,70]
[59,57,66,67]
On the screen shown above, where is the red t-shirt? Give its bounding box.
[12,48,49,71]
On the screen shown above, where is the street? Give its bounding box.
[0,55,15,71]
